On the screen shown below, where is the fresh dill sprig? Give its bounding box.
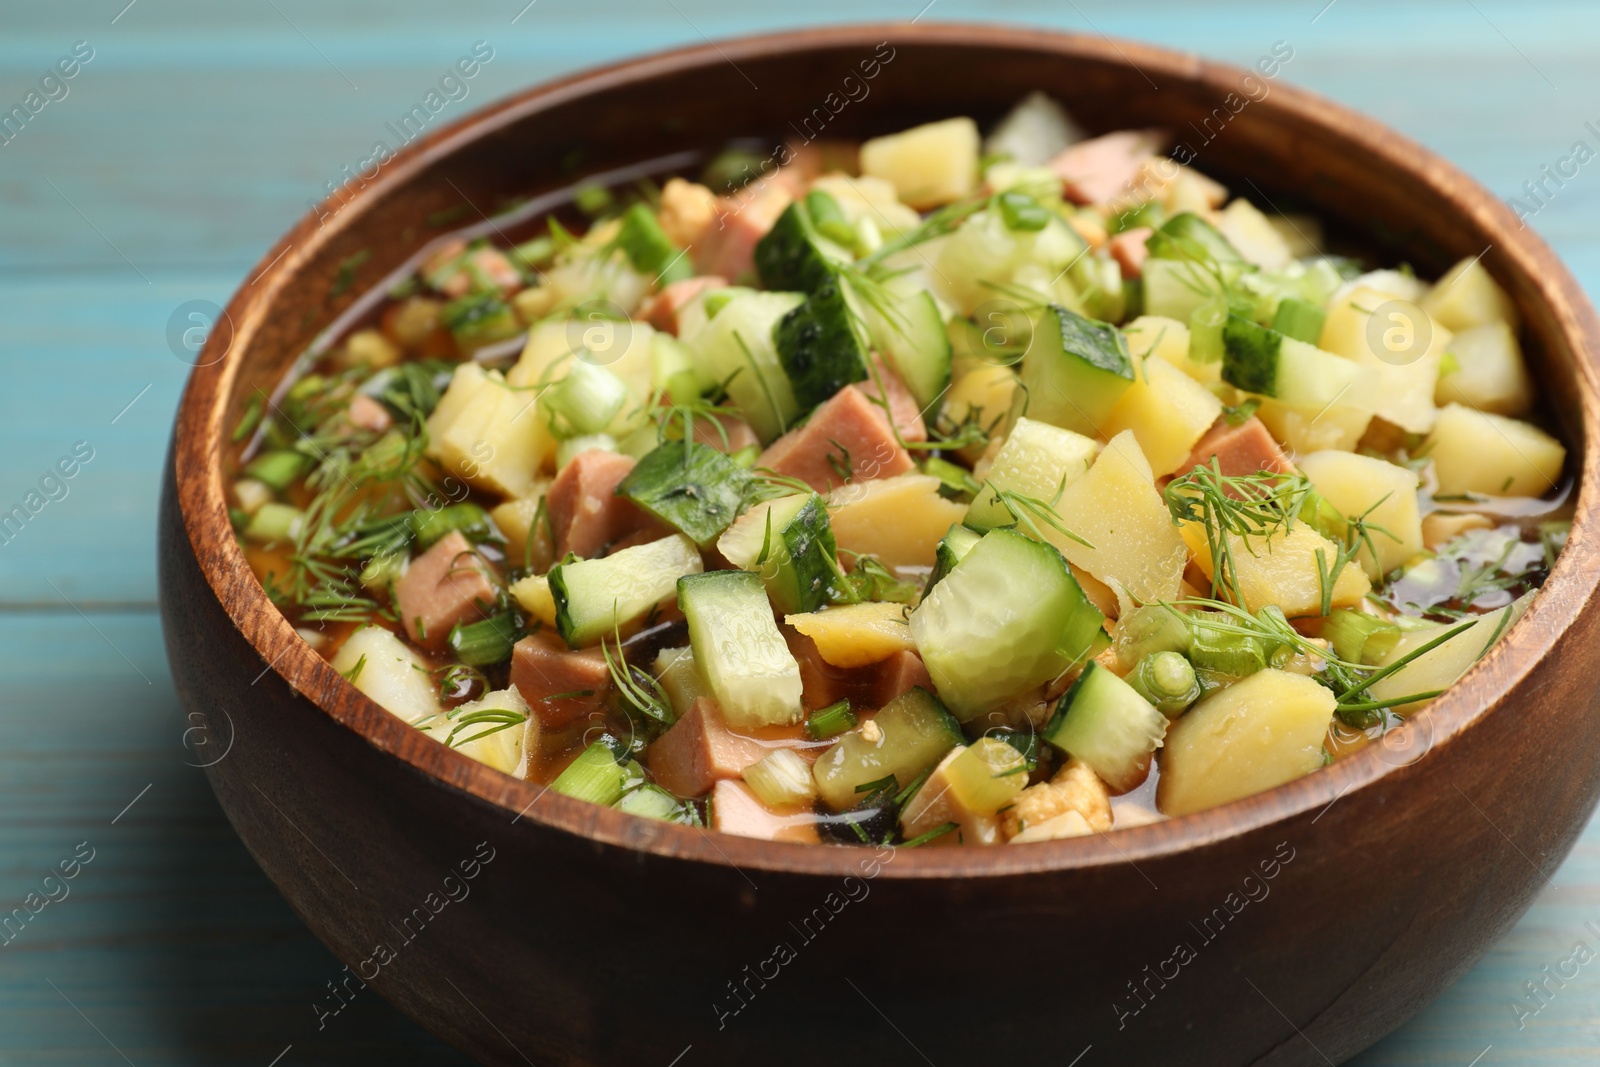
[1164,462,1315,605]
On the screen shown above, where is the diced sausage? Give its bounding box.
[347,393,393,433]
[393,531,498,652]
[1183,416,1296,480]
[1108,226,1152,280]
[648,696,813,798]
[692,412,761,454]
[867,651,934,708]
[1050,130,1167,207]
[709,780,821,843]
[695,178,795,282]
[757,385,915,492]
[545,450,670,559]
[853,358,927,443]
[509,629,611,729]
[640,274,727,336]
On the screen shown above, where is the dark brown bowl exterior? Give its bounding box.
[159,23,1600,1067]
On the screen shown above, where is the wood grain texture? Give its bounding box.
[7,1,1600,1063]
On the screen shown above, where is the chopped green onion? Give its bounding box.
[1128,651,1202,718]
[548,360,630,436]
[411,502,493,550]
[244,502,304,544]
[802,188,856,247]
[617,783,695,822]
[1271,297,1327,345]
[701,147,768,193]
[1323,609,1402,667]
[232,394,265,443]
[727,444,760,469]
[997,191,1051,232]
[556,432,619,470]
[744,749,818,808]
[615,203,692,284]
[441,291,520,347]
[574,183,613,217]
[228,507,249,532]
[1114,604,1191,669]
[447,612,520,667]
[1188,296,1228,364]
[1188,610,1273,677]
[509,236,556,272]
[924,456,982,501]
[805,700,858,741]
[244,449,312,492]
[550,741,634,806]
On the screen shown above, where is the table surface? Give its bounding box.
[4,0,1599,1063]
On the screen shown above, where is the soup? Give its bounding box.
[229,92,1568,847]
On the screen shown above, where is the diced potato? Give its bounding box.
[1054,431,1188,605]
[658,177,717,247]
[827,473,968,570]
[786,602,915,668]
[1162,166,1228,214]
[1370,593,1533,713]
[984,91,1083,168]
[336,327,402,370]
[809,173,921,237]
[508,316,656,407]
[1420,511,1493,551]
[1123,314,1218,387]
[1421,255,1519,332]
[1333,269,1428,306]
[1265,213,1324,259]
[1157,669,1336,817]
[1255,397,1372,454]
[1425,403,1565,497]
[1296,451,1424,580]
[1010,808,1094,843]
[861,117,981,210]
[965,416,1100,529]
[508,574,558,627]
[330,625,441,721]
[654,646,710,719]
[1215,199,1293,269]
[1101,354,1224,476]
[425,363,552,497]
[1437,321,1534,416]
[898,746,1002,846]
[1002,757,1111,839]
[1319,285,1449,434]
[420,687,533,776]
[940,363,1019,463]
[490,484,553,571]
[1180,520,1370,616]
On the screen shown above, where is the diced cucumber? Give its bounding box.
[1222,313,1365,410]
[862,288,953,412]
[964,415,1100,532]
[1142,258,1243,322]
[1144,211,1247,266]
[943,736,1029,814]
[812,687,963,810]
[1043,660,1168,792]
[774,278,872,409]
[616,782,696,822]
[755,198,853,293]
[616,203,693,285]
[678,570,804,729]
[1019,305,1136,436]
[549,533,703,647]
[716,493,839,614]
[651,332,710,405]
[687,290,804,441]
[616,441,753,547]
[921,523,981,599]
[1270,297,1326,345]
[907,528,1108,720]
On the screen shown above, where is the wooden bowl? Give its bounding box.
[159,23,1600,1066]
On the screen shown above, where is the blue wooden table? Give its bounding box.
[3,1,1597,1062]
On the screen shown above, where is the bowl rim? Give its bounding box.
[171,20,1600,879]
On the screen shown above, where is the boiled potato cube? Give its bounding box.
[1101,354,1223,476]
[508,573,558,627]
[1437,321,1534,416]
[491,484,553,571]
[330,625,441,721]
[1370,593,1532,713]
[1215,199,1293,269]
[1425,403,1565,497]
[1296,451,1424,580]
[810,174,922,237]
[1157,669,1336,817]
[420,687,532,775]
[1319,285,1449,434]
[1123,314,1218,387]
[861,117,981,209]
[425,363,552,498]
[1054,431,1188,605]
[654,646,710,719]
[1255,397,1371,454]
[786,602,915,668]
[509,316,656,404]
[1180,520,1370,616]
[941,363,1019,463]
[827,473,968,571]
[1421,255,1519,332]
